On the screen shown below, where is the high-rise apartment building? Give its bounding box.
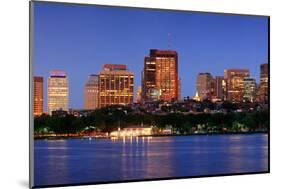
[257,63,269,103]
[196,73,214,100]
[47,70,69,115]
[99,64,134,107]
[224,69,249,102]
[34,76,44,116]
[243,78,256,102]
[84,74,99,110]
[142,49,179,102]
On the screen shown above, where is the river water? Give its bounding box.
[34,134,268,186]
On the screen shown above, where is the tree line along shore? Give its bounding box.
[34,105,269,138]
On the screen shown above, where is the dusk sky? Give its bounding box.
[33,2,268,111]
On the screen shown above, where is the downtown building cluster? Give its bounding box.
[33,64,134,116]
[33,49,268,116]
[194,63,268,103]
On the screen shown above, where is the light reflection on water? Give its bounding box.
[34,134,268,186]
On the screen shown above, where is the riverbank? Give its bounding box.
[33,131,268,140]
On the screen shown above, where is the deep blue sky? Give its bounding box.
[33,2,268,111]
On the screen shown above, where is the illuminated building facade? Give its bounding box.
[196,73,214,100]
[143,49,178,102]
[99,64,134,107]
[110,126,152,137]
[193,91,201,102]
[47,70,69,115]
[213,76,226,101]
[257,63,269,103]
[143,55,158,102]
[224,69,249,102]
[222,78,227,101]
[243,78,256,102]
[136,86,142,103]
[84,74,99,110]
[34,76,44,116]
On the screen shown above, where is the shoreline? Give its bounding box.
[33,131,268,140]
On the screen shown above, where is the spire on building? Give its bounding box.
[193,91,201,102]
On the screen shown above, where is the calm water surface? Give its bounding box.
[34,134,268,186]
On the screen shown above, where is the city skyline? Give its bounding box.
[34,61,267,114]
[33,2,268,111]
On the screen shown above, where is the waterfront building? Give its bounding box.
[84,74,99,110]
[47,70,69,115]
[224,69,249,102]
[196,72,214,100]
[243,78,256,102]
[110,125,152,137]
[257,63,269,103]
[142,49,179,102]
[34,76,44,116]
[98,64,134,108]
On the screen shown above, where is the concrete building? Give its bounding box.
[84,74,99,110]
[178,77,182,101]
[213,76,224,100]
[243,78,256,102]
[196,72,214,101]
[34,76,44,116]
[47,70,69,115]
[136,86,142,103]
[224,69,249,102]
[98,64,134,107]
[142,49,179,102]
[257,63,269,103]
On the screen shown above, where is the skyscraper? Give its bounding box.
[99,64,134,107]
[84,74,99,110]
[257,63,269,103]
[224,69,249,102]
[143,49,179,102]
[47,70,69,115]
[243,78,256,102]
[221,78,227,101]
[136,86,142,103]
[178,77,182,101]
[213,76,226,101]
[34,76,43,116]
[196,73,214,101]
